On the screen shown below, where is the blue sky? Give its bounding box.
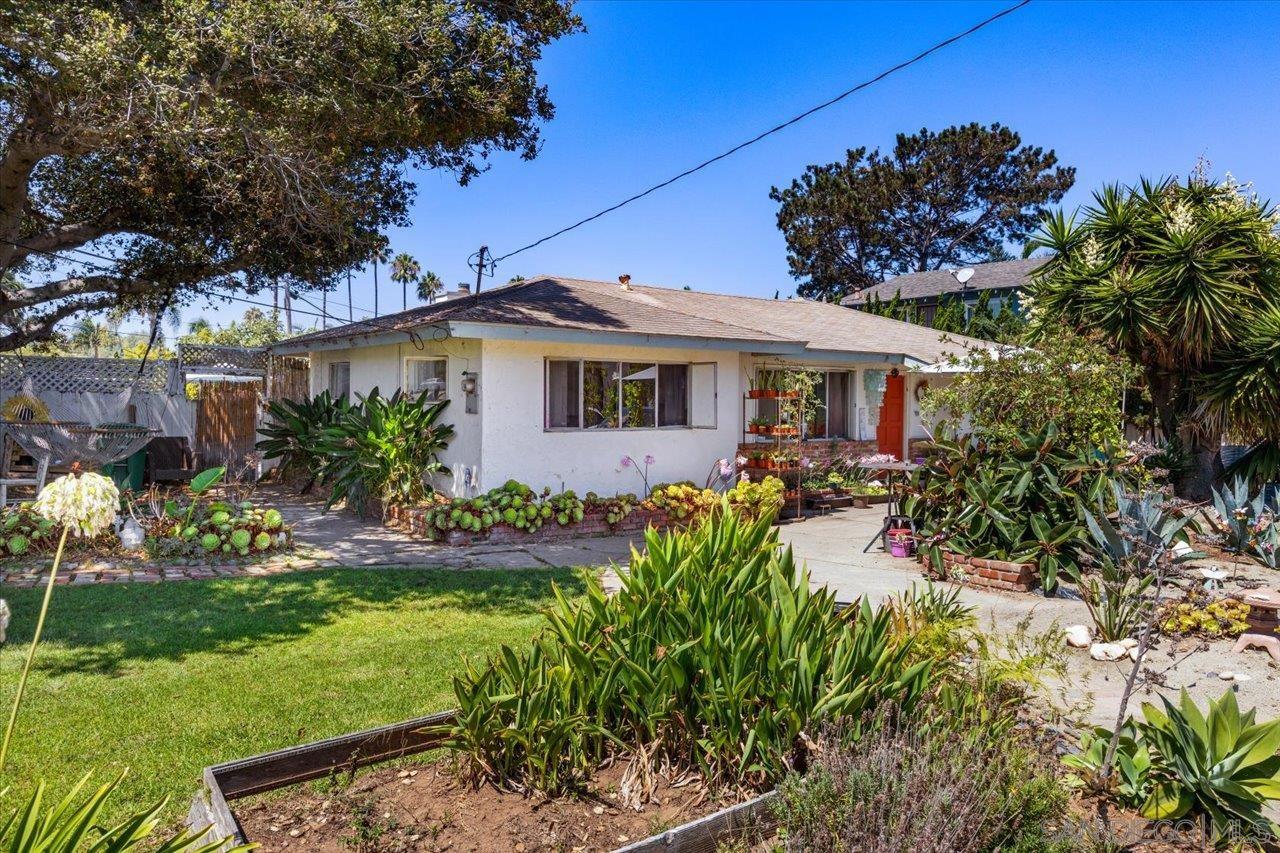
[187,0,1280,331]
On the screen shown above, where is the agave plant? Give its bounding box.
[0,772,248,852]
[1212,477,1266,554]
[437,503,930,797]
[1062,721,1153,809]
[1135,689,1280,834]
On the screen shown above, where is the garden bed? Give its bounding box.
[235,756,757,852]
[191,709,776,853]
[380,501,674,546]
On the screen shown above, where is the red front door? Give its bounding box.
[876,372,905,460]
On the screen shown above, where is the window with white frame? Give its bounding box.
[404,357,447,401]
[328,361,350,398]
[546,359,716,430]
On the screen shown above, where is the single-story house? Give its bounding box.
[841,258,1045,325]
[271,275,992,495]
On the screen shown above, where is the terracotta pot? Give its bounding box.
[747,390,766,400]
[747,424,758,434]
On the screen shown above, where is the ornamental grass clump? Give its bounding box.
[438,502,931,799]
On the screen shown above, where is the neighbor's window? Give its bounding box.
[405,357,447,401]
[328,361,351,398]
[547,360,708,430]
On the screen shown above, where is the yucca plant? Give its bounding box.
[1135,689,1280,836]
[437,503,930,799]
[1026,173,1280,498]
[255,391,352,492]
[0,772,248,852]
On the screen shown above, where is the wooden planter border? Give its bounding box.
[190,604,859,848]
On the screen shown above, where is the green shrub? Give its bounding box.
[437,504,930,797]
[256,390,353,490]
[1067,690,1280,840]
[316,388,454,512]
[904,425,1139,593]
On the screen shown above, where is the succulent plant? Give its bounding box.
[230,529,252,550]
[200,533,220,550]
[254,531,272,551]
[6,534,29,555]
[262,508,284,530]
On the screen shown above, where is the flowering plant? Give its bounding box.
[857,452,898,467]
[2,471,119,770]
[31,471,119,539]
[619,454,655,494]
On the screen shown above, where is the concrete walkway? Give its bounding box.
[270,486,638,571]
[777,504,1280,726]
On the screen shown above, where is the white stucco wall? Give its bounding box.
[479,339,743,495]
[307,338,483,487]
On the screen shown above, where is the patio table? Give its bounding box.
[856,460,918,553]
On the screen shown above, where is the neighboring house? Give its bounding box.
[840,258,1045,325]
[271,276,991,495]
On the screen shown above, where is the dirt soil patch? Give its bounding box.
[236,760,733,852]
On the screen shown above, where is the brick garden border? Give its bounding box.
[928,549,1040,593]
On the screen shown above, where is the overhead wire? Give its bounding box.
[489,0,1032,266]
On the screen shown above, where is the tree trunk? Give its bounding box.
[1148,367,1219,500]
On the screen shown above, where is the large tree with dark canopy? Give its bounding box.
[771,123,1075,301]
[0,0,580,350]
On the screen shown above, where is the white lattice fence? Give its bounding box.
[0,354,172,395]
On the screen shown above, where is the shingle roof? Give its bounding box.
[280,275,991,364]
[841,258,1045,306]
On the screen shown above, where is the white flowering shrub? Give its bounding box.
[31,472,119,539]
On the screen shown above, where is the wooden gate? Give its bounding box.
[195,381,261,471]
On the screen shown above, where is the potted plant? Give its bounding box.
[747,374,765,400]
[888,527,915,558]
[762,370,779,399]
[747,416,765,434]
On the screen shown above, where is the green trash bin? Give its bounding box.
[98,424,149,492]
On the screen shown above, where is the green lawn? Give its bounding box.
[0,567,581,825]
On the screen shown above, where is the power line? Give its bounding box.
[490,0,1031,265]
[0,237,423,342]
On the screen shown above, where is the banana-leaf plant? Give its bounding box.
[314,388,454,513]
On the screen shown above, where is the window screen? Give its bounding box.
[546,360,580,428]
[328,362,350,398]
[658,364,689,426]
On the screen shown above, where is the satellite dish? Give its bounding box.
[952,268,976,285]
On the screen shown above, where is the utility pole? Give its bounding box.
[283,286,293,334]
[473,245,488,303]
[322,287,328,330]
[346,270,353,321]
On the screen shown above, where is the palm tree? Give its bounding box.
[370,242,391,317]
[1026,173,1280,496]
[70,318,113,358]
[390,252,421,310]
[417,270,443,304]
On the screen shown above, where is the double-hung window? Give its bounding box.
[404,357,447,401]
[328,361,351,398]
[546,359,716,430]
